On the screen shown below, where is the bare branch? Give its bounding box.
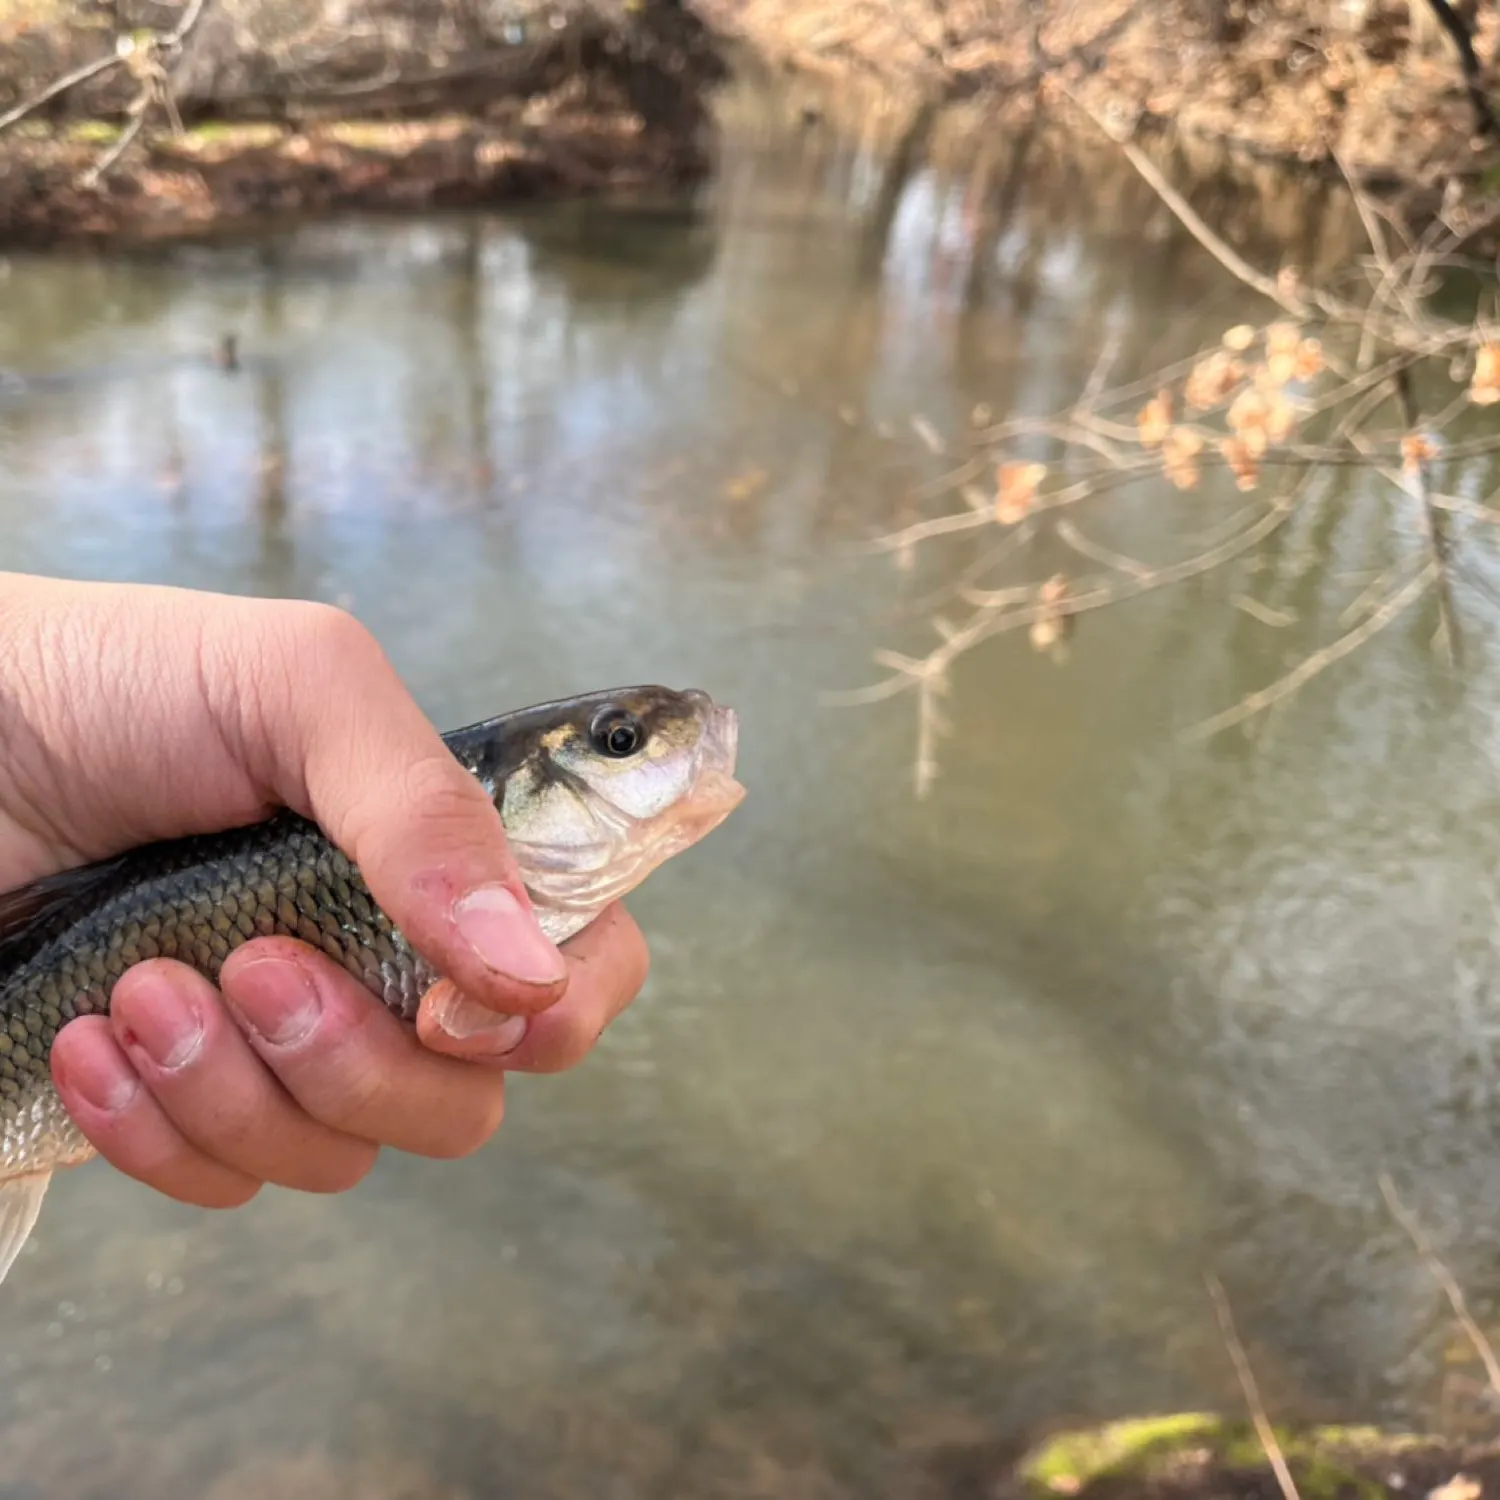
[0,0,214,181]
[1074,324,1125,415]
[165,0,210,47]
[1054,519,1152,579]
[1392,364,1460,666]
[839,64,1500,791]
[1057,82,1308,315]
[1185,561,1438,742]
[1230,594,1296,628]
[1380,1173,1500,1402]
[79,109,146,188]
[0,49,128,138]
[1338,565,1403,628]
[1205,1275,1302,1500]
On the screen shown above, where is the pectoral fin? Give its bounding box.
[0,853,130,968]
[0,1171,50,1284]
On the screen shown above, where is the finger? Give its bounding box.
[199,600,569,1017]
[108,959,379,1195]
[217,937,510,1160]
[417,902,650,1074]
[50,1018,263,1209]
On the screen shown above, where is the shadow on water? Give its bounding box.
[2,77,1500,1497]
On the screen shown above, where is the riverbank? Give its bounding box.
[0,103,702,246]
[0,0,725,245]
[702,0,1500,200]
[8,1,1499,247]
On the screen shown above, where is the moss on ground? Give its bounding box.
[1013,1414,1459,1500]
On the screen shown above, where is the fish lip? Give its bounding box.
[699,703,740,778]
[693,704,744,820]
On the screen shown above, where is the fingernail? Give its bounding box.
[56,1041,140,1114]
[226,958,321,1046]
[120,977,204,1071]
[453,884,566,986]
[431,988,529,1054]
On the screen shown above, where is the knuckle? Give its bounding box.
[286,599,379,664]
[267,602,384,721]
[397,751,490,828]
[340,751,493,880]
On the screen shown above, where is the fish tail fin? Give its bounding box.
[0,1171,50,1284]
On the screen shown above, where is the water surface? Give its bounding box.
[3,89,1500,1499]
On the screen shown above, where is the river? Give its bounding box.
[2,82,1500,1499]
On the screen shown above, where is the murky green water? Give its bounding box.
[4,87,1500,1498]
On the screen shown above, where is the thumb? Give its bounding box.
[211,602,568,1018]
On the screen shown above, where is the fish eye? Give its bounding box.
[590,709,644,759]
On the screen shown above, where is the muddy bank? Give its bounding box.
[702,0,1500,196]
[0,0,726,245]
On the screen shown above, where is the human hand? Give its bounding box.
[0,573,650,1208]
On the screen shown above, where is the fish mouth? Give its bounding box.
[684,702,746,833]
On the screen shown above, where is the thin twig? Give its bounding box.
[1231,594,1296,628]
[911,414,946,455]
[1379,1173,1500,1402]
[1058,83,1308,316]
[1075,324,1124,414]
[1186,561,1439,742]
[1393,364,1460,667]
[828,498,1297,709]
[80,109,146,188]
[1323,136,1428,369]
[1205,1275,1302,1500]
[1055,519,1152,579]
[838,94,1500,790]
[6,0,214,184]
[0,50,127,136]
[893,523,1038,620]
[165,0,210,46]
[1338,564,1402,628]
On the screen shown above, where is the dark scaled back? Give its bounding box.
[0,686,686,1049]
[0,810,437,1119]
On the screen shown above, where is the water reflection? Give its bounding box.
[0,84,1498,1497]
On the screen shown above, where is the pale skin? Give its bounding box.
[0,572,650,1208]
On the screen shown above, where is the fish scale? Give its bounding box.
[0,813,439,1182]
[0,683,743,1292]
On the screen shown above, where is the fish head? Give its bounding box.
[466,686,744,937]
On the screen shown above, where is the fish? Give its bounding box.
[0,684,744,1286]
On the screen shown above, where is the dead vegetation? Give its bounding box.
[1000,1178,1500,1500]
[0,0,725,241]
[831,85,1500,795]
[702,0,1500,188]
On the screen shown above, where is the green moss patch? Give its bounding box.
[1013,1414,1465,1500]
